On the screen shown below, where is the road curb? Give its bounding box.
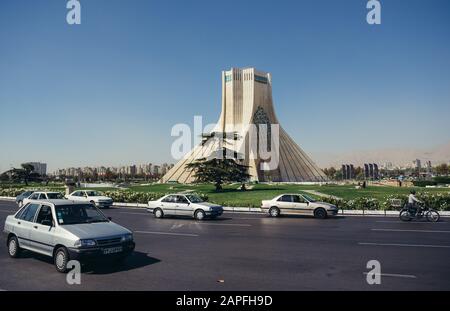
[1,197,449,217]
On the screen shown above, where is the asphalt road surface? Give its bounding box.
[0,200,449,291]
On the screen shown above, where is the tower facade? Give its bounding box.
[161,67,327,183]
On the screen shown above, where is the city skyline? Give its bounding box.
[1,0,450,174]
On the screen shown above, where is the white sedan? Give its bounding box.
[261,194,338,219]
[66,190,113,208]
[148,194,223,220]
[22,191,65,207]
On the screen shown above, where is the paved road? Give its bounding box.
[0,200,449,290]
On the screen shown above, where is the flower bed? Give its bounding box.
[320,192,450,211]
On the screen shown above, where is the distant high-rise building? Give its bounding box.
[153,165,160,175]
[342,164,355,180]
[373,163,379,179]
[364,163,379,180]
[23,162,47,176]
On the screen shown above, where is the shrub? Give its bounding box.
[433,176,450,184]
[413,181,437,187]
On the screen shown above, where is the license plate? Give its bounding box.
[102,246,123,255]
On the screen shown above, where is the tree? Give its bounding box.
[186,156,250,192]
[435,163,449,176]
[5,164,40,185]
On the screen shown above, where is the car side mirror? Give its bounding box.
[108,217,112,221]
[306,202,309,205]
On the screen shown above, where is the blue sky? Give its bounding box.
[1,0,449,172]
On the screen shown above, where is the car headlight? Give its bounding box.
[121,233,133,242]
[74,239,97,248]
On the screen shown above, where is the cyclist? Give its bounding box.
[408,190,422,216]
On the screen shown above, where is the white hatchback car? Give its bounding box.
[22,192,65,207]
[66,190,113,209]
[261,194,338,219]
[4,200,135,272]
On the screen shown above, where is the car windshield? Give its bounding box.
[302,194,316,202]
[185,195,204,203]
[55,204,108,225]
[85,191,100,196]
[47,193,64,199]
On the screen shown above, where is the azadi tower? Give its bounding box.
[160,68,327,183]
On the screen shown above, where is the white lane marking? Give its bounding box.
[372,228,450,233]
[375,221,447,224]
[358,242,450,248]
[363,272,417,279]
[134,230,198,237]
[171,224,185,229]
[119,212,148,215]
[231,217,265,220]
[192,222,251,227]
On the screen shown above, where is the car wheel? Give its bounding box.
[7,236,21,258]
[17,201,23,208]
[314,208,327,219]
[154,208,164,219]
[195,210,205,220]
[269,207,280,217]
[54,247,70,273]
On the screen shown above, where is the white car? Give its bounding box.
[22,191,65,207]
[66,190,113,209]
[4,200,135,273]
[147,194,223,220]
[261,194,338,219]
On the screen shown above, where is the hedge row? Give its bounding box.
[320,193,450,211]
[102,191,208,204]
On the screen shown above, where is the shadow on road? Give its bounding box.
[83,251,160,275]
[276,215,345,220]
[160,216,234,222]
[13,250,160,275]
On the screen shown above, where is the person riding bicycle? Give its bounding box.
[408,190,422,216]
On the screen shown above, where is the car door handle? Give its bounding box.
[17,221,21,225]
[33,225,38,229]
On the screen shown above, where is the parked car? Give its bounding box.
[4,200,135,272]
[66,190,113,208]
[15,191,35,207]
[22,191,65,206]
[261,194,338,219]
[147,194,223,220]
